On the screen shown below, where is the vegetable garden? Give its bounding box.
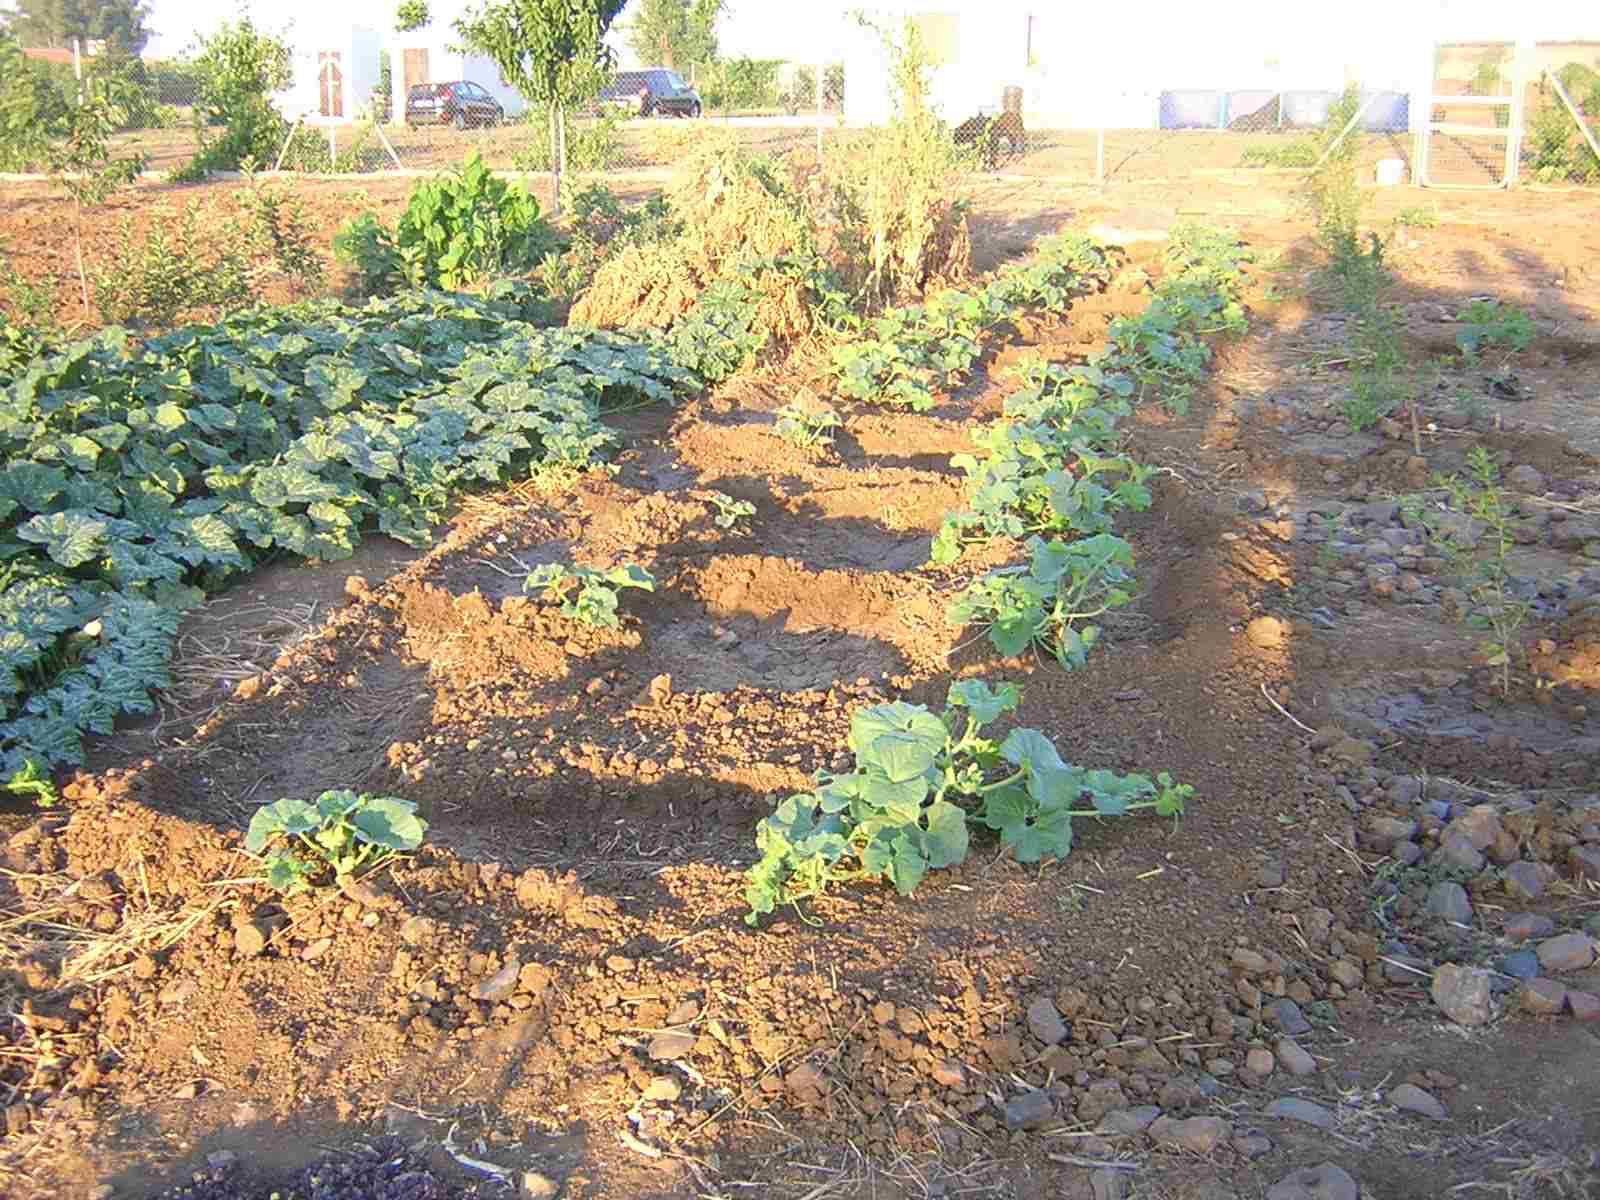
[2,115,1600,1200]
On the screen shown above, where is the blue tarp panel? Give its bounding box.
[1361,91,1410,132]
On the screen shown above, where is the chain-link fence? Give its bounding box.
[9,34,1596,191]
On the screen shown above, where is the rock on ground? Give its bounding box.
[1431,963,1495,1026]
[1265,1097,1334,1129]
[1390,1083,1447,1120]
[1277,1038,1317,1076]
[1266,1163,1360,1200]
[1536,933,1597,974]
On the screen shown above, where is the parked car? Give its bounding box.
[597,69,702,118]
[405,81,505,129]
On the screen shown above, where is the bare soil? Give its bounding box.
[1,175,1599,1200]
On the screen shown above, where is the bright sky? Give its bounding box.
[134,0,856,61]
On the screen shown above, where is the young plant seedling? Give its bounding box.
[743,680,1189,924]
[524,562,656,629]
[774,398,844,450]
[245,789,427,895]
[2,759,58,807]
[700,491,756,531]
[1454,299,1534,365]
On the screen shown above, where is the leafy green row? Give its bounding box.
[0,289,699,774]
[829,232,1116,412]
[744,680,1190,922]
[942,226,1252,668]
[1104,225,1252,416]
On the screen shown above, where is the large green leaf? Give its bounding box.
[244,797,321,852]
[350,797,428,851]
[945,679,1020,724]
[16,511,108,569]
[920,800,969,868]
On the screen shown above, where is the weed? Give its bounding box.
[1397,205,1438,228]
[774,395,843,450]
[524,562,656,628]
[245,789,427,894]
[744,680,1189,923]
[1,759,57,807]
[1414,446,1531,697]
[1314,512,1346,569]
[1455,299,1534,362]
[1239,140,1319,168]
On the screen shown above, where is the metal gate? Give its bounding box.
[1417,41,1527,189]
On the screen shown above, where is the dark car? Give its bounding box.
[597,69,702,118]
[405,81,505,129]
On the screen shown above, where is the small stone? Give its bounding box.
[5,1104,30,1135]
[233,922,269,958]
[1432,964,1495,1026]
[521,1172,559,1200]
[1503,862,1554,902]
[300,937,333,961]
[785,1063,826,1103]
[1267,998,1312,1036]
[665,999,701,1026]
[1570,845,1600,883]
[205,1150,239,1171]
[1232,948,1271,974]
[1520,979,1568,1015]
[1148,1115,1231,1153]
[89,1189,115,1200]
[930,1059,965,1088]
[1266,1163,1360,1200]
[1567,990,1600,1021]
[1504,912,1556,941]
[1426,880,1473,924]
[1078,1079,1130,1124]
[647,1031,696,1061]
[1247,616,1288,649]
[1026,996,1068,1046]
[473,956,522,1003]
[1003,1089,1055,1130]
[1390,1083,1447,1120]
[642,1077,681,1103]
[1437,831,1485,872]
[1328,960,1362,988]
[1505,464,1546,494]
[1365,816,1419,844]
[1099,1106,1161,1136]
[1500,950,1540,981]
[1233,1131,1273,1159]
[1090,1169,1129,1200]
[1537,933,1597,974]
[1276,1039,1316,1076]
[399,915,436,945]
[1246,1048,1275,1076]
[1257,861,1286,888]
[1264,1097,1334,1129]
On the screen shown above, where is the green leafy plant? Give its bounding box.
[1416,446,1531,697]
[1454,299,1534,361]
[948,533,1138,669]
[337,153,556,292]
[2,758,58,807]
[175,17,294,181]
[1397,206,1438,228]
[245,789,427,894]
[524,562,655,628]
[701,491,755,530]
[774,396,843,450]
[1239,140,1319,168]
[743,680,1189,923]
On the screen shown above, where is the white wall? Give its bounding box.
[274,27,383,123]
[388,35,529,120]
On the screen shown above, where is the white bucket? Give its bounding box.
[1375,158,1406,187]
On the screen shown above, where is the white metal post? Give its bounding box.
[1505,40,1533,187]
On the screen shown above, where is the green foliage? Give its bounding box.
[0,35,70,171]
[774,396,842,450]
[5,0,152,54]
[948,534,1138,668]
[176,17,293,180]
[2,757,58,806]
[1239,140,1318,168]
[829,232,1114,410]
[335,153,556,292]
[454,0,626,112]
[245,789,427,893]
[1526,102,1600,184]
[702,490,754,530]
[0,289,698,774]
[1397,205,1438,228]
[700,56,783,113]
[1343,302,1406,431]
[515,105,623,173]
[1455,299,1534,361]
[1415,446,1531,697]
[524,562,655,627]
[395,0,431,31]
[627,0,723,73]
[743,681,1189,923]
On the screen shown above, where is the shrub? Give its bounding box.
[335,152,556,292]
[515,106,624,173]
[174,18,292,180]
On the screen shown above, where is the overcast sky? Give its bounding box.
[131,0,857,61]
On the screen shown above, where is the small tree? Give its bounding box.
[395,0,430,32]
[455,0,626,214]
[179,17,293,179]
[48,75,146,316]
[628,0,723,72]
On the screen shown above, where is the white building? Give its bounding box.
[275,24,384,123]
[386,31,528,122]
[837,2,1597,131]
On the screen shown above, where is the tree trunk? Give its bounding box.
[549,105,561,217]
